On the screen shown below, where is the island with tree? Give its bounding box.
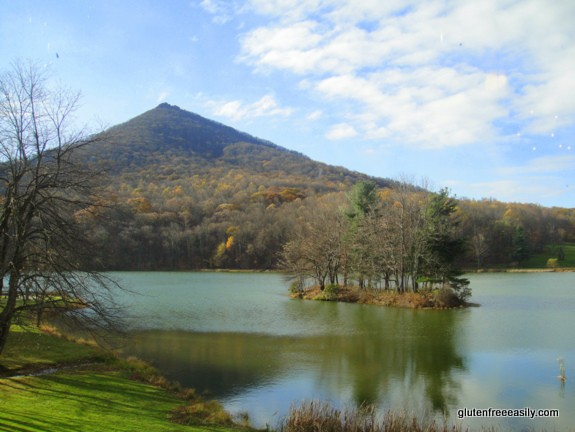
[282,181,472,309]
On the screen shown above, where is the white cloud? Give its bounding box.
[306,110,323,121]
[209,94,293,121]
[247,0,325,21]
[462,153,575,204]
[314,67,508,148]
[237,0,575,148]
[517,47,575,133]
[213,100,243,120]
[200,0,242,24]
[326,123,358,140]
[239,21,325,73]
[156,91,170,103]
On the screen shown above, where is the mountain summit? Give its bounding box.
[109,103,279,158]
[88,103,392,189]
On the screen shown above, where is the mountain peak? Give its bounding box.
[155,102,184,112]
[106,103,280,159]
[157,102,175,108]
[92,104,390,188]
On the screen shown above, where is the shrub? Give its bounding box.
[279,401,370,432]
[170,399,233,426]
[289,279,305,296]
[313,284,340,301]
[434,287,463,308]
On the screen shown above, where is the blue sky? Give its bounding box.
[2,0,574,207]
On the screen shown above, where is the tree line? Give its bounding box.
[281,181,471,302]
[81,169,575,274]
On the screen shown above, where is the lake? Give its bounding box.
[112,271,575,430]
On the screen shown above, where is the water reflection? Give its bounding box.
[114,272,575,430]
[305,305,467,412]
[126,303,468,416]
[128,331,287,397]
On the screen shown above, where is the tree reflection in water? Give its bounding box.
[126,303,468,416]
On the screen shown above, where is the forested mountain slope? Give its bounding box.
[81,104,395,269]
[78,104,575,271]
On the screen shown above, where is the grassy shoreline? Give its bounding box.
[292,285,471,309]
[0,325,253,432]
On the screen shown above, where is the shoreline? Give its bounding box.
[0,327,251,431]
[107,267,575,274]
[466,267,575,273]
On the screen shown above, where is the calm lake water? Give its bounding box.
[112,271,575,430]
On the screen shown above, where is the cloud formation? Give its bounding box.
[209,94,293,121]
[326,123,358,140]
[236,0,575,149]
[200,0,241,24]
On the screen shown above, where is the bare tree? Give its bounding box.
[0,60,123,354]
[281,194,347,290]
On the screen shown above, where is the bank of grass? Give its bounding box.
[0,325,251,432]
[0,324,106,374]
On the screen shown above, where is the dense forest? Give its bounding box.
[75,104,575,271]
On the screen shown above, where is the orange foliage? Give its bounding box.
[225,236,234,250]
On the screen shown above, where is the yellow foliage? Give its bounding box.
[377,189,394,201]
[216,203,237,212]
[215,242,226,259]
[127,197,152,213]
[225,236,234,250]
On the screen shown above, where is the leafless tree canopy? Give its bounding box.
[0,60,123,354]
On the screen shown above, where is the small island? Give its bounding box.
[291,283,470,309]
[283,181,471,309]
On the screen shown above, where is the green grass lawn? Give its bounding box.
[0,326,104,373]
[0,369,231,432]
[521,242,575,268]
[0,326,246,432]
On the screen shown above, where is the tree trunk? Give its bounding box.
[0,272,19,355]
[0,316,12,355]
